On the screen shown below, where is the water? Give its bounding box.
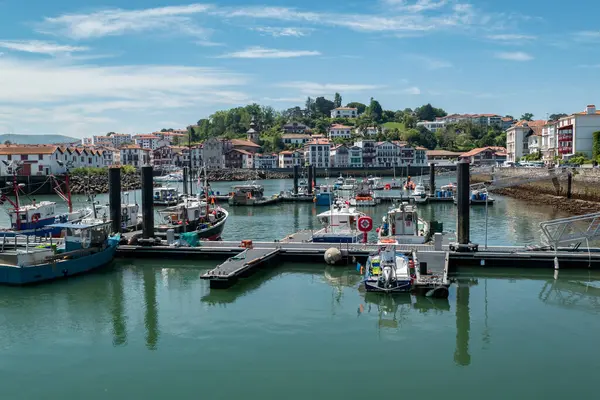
[0,177,595,398]
[1,261,600,398]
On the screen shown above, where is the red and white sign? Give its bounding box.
[358,216,373,232]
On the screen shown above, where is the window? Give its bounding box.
[39,165,44,172]
[21,155,28,161]
[7,154,11,161]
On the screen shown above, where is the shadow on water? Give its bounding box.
[109,267,127,346]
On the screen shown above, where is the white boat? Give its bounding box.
[340,177,357,191]
[155,172,184,182]
[363,247,413,293]
[333,174,345,189]
[313,201,365,243]
[90,203,142,231]
[412,183,428,203]
[367,176,384,191]
[153,187,179,206]
[453,190,495,205]
[378,202,430,244]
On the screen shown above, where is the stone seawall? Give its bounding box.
[472,167,600,215]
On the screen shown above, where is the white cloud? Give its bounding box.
[263,97,305,103]
[401,86,421,95]
[494,51,533,61]
[486,33,536,42]
[40,4,213,39]
[0,40,88,55]
[573,31,600,42]
[253,27,313,37]
[382,0,448,13]
[277,81,383,95]
[409,54,452,70]
[216,46,321,59]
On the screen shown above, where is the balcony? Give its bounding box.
[558,147,572,154]
[558,134,572,141]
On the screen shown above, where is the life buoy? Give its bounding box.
[357,216,373,232]
[32,215,40,223]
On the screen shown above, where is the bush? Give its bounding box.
[121,165,136,174]
[593,131,600,160]
[70,167,107,176]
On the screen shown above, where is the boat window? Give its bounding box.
[194,210,200,219]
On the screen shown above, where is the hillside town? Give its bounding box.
[1,103,599,176]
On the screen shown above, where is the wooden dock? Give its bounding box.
[201,248,281,287]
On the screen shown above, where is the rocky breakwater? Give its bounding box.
[69,173,141,194]
[472,167,600,215]
[205,169,291,182]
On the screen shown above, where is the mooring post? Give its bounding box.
[312,165,317,188]
[454,283,471,366]
[567,171,572,199]
[429,162,436,197]
[108,167,121,234]
[293,165,299,195]
[141,165,154,239]
[182,167,188,196]
[307,164,313,195]
[456,161,471,249]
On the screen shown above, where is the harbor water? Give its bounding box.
[1,177,596,398]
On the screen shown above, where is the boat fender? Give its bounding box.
[409,260,415,270]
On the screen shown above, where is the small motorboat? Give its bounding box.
[453,189,495,205]
[412,183,428,204]
[153,187,179,206]
[363,246,413,293]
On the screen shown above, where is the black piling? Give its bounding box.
[108,167,121,234]
[141,165,154,239]
[456,161,470,248]
[307,165,313,195]
[312,165,317,188]
[454,283,471,366]
[429,163,436,196]
[567,171,572,199]
[293,165,299,195]
[182,167,188,196]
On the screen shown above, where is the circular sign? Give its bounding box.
[358,216,373,232]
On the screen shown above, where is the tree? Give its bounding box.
[282,106,304,121]
[106,132,115,136]
[504,115,514,120]
[593,131,600,161]
[520,113,534,121]
[305,97,316,117]
[549,113,568,121]
[382,110,396,123]
[367,97,383,122]
[334,92,342,108]
[415,126,438,149]
[346,102,367,115]
[314,96,335,117]
[403,114,417,129]
[3,140,11,145]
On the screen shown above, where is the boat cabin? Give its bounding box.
[381,203,420,237]
[51,222,112,252]
[154,187,178,203]
[316,202,361,230]
[158,200,209,225]
[230,184,264,200]
[8,201,58,230]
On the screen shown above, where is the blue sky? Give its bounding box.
[1,0,599,138]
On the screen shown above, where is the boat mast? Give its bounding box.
[188,127,194,196]
[13,168,20,230]
[204,163,210,215]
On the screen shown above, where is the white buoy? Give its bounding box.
[324,247,342,265]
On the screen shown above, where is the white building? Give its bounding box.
[330,145,349,168]
[355,126,378,136]
[254,153,278,169]
[304,138,331,168]
[278,150,303,168]
[328,124,353,139]
[528,132,541,155]
[417,120,446,132]
[375,141,401,167]
[330,107,358,119]
[556,105,600,159]
[134,134,161,150]
[201,138,225,169]
[354,140,376,167]
[541,121,558,162]
[120,145,150,168]
[282,133,312,146]
[348,146,363,168]
[0,145,107,176]
[506,120,546,162]
[414,147,428,166]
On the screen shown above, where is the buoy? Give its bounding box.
[324,247,342,265]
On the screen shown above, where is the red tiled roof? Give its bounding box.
[329,124,353,129]
[230,139,261,148]
[426,150,462,157]
[306,139,331,145]
[333,107,357,111]
[460,146,506,158]
[0,145,59,155]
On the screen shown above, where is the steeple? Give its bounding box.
[246,116,260,144]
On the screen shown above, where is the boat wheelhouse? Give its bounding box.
[228,184,266,206]
[412,183,428,203]
[378,202,430,244]
[153,187,179,206]
[313,201,365,243]
[157,197,228,240]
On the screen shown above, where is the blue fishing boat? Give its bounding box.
[0,221,119,285]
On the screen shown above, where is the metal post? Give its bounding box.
[108,167,122,234]
[141,165,154,239]
[429,163,436,197]
[182,167,188,196]
[307,164,313,195]
[457,161,470,247]
[567,171,572,199]
[484,190,489,249]
[312,165,317,189]
[293,165,299,195]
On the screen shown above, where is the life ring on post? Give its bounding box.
[358,216,373,232]
[31,214,40,223]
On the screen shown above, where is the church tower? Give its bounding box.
[246,117,260,144]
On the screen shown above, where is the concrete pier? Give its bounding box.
[108,167,121,234]
[141,165,154,240]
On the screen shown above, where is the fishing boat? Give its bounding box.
[363,246,413,293]
[156,197,228,240]
[229,183,280,206]
[378,202,430,244]
[313,201,365,243]
[153,186,179,206]
[92,203,142,232]
[0,221,120,285]
[315,185,335,206]
[0,174,91,237]
[412,183,428,204]
[367,176,384,191]
[333,174,345,189]
[350,181,380,207]
[341,177,357,191]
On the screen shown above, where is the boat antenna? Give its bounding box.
[204,163,210,215]
[188,126,194,196]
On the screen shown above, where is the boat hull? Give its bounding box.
[364,279,412,293]
[0,241,118,285]
[312,231,362,243]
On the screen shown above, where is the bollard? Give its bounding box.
[457,161,470,247]
[182,167,188,195]
[293,165,299,195]
[141,165,154,239]
[108,167,121,234]
[166,229,175,245]
[307,164,313,195]
[434,232,443,251]
[429,163,436,197]
[567,172,572,199]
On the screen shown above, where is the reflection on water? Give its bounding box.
[142,267,159,350]
[454,282,472,366]
[110,268,127,346]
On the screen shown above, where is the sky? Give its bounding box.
[0,0,599,138]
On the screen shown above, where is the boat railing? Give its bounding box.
[0,232,60,253]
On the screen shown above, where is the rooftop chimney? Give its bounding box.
[586,104,596,114]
